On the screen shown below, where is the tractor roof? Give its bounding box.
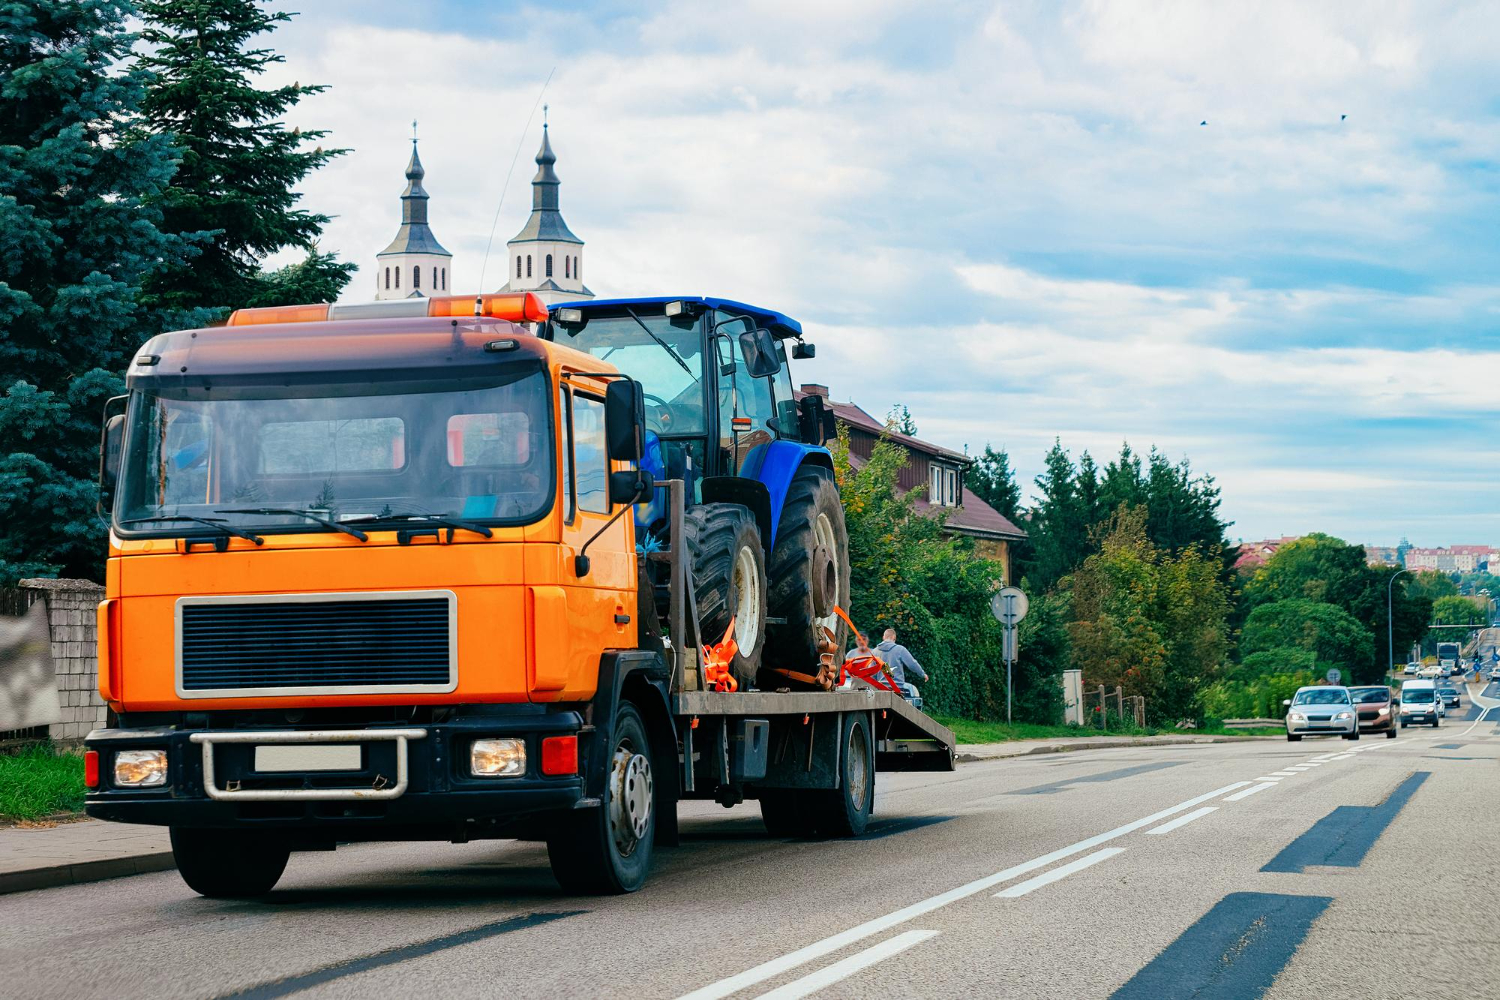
[569,296,803,338]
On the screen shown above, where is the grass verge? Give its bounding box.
[934,715,1284,745]
[0,744,86,822]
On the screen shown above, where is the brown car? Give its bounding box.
[1349,685,1399,738]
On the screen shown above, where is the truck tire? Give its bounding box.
[547,702,656,894]
[766,467,850,671]
[816,712,874,837]
[683,504,766,687]
[170,827,289,898]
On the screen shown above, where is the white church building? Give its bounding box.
[374,134,451,300]
[372,119,592,305]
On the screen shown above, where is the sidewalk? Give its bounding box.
[0,732,1276,896]
[0,818,172,895]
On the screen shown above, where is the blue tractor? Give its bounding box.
[541,297,847,686]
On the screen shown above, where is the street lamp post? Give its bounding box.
[1387,568,1409,681]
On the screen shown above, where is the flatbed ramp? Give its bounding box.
[674,689,956,772]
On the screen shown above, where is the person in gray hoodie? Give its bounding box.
[876,628,927,705]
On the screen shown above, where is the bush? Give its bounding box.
[0,744,85,821]
[1200,670,1316,720]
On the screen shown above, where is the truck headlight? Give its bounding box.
[1288,713,1305,722]
[113,749,168,788]
[1334,712,1352,721]
[471,738,526,777]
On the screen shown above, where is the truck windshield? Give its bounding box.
[115,369,554,535]
[551,312,706,435]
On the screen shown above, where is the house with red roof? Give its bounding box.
[797,384,1027,583]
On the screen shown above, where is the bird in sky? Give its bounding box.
[1341,114,1347,120]
[1200,120,1207,126]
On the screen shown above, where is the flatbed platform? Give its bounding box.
[673,688,955,771]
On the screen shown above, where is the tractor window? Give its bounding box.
[770,343,800,441]
[717,335,777,475]
[551,313,706,435]
[571,393,609,513]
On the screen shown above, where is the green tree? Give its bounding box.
[832,430,1062,722]
[0,0,189,582]
[135,0,353,314]
[1240,599,1373,678]
[1022,440,1090,591]
[1066,506,1231,723]
[1240,535,1428,680]
[885,404,918,436]
[1431,594,1484,627]
[1408,570,1458,603]
[966,445,1022,523]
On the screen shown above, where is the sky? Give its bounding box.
[257,0,1500,547]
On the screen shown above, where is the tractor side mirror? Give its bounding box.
[798,393,832,445]
[792,341,815,360]
[739,327,781,379]
[604,379,646,462]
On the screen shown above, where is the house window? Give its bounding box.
[929,464,960,507]
[413,265,420,289]
[546,254,553,277]
[526,255,532,278]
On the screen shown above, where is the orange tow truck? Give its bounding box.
[85,293,954,897]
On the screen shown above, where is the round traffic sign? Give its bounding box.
[1325,668,1341,685]
[990,586,1029,626]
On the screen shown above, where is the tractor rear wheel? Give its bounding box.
[683,503,766,687]
[765,466,850,671]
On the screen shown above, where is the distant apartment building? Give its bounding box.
[1403,545,1495,573]
[1365,545,1401,567]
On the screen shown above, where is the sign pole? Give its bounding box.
[990,587,1029,727]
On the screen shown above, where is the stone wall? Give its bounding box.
[19,578,106,742]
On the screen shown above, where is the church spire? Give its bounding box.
[500,113,590,304]
[376,120,451,300]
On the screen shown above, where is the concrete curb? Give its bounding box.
[955,734,1279,763]
[0,851,175,896]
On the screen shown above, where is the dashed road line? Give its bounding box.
[751,930,939,1000]
[1145,807,1217,836]
[995,848,1125,898]
[1224,782,1277,802]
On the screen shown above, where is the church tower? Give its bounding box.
[375,125,452,300]
[498,115,592,304]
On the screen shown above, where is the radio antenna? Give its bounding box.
[478,67,555,293]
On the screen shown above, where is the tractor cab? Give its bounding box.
[541,297,845,683]
[542,297,832,537]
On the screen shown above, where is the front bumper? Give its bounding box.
[1400,710,1437,724]
[84,713,587,836]
[1357,712,1396,732]
[1286,718,1356,735]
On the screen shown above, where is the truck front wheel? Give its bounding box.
[170,827,289,898]
[548,702,656,894]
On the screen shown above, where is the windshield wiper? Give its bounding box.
[118,515,264,545]
[214,508,369,542]
[624,306,695,379]
[343,513,493,539]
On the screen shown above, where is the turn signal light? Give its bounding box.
[541,736,578,776]
[84,751,99,789]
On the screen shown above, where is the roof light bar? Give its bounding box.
[225,292,547,328]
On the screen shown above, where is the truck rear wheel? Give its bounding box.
[816,712,874,837]
[766,467,849,671]
[683,504,766,687]
[759,790,819,838]
[170,827,289,898]
[547,702,656,894]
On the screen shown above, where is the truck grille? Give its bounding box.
[178,592,455,695]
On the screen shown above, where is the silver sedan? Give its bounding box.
[1284,686,1358,742]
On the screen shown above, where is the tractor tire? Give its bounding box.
[765,466,850,671]
[683,503,766,687]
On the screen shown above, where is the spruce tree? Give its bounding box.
[967,445,1022,523]
[135,0,353,314]
[0,0,189,583]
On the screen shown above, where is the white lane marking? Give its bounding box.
[1269,771,1298,776]
[1309,754,1339,761]
[1458,705,1499,738]
[1224,782,1277,802]
[994,848,1125,898]
[1252,776,1283,782]
[675,780,1252,1000]
[1285,765,1314,771]
[751,931,939,1000]
[1297,762,1324,766]
[1145,806,1217,835]
[1328,753,1354,760]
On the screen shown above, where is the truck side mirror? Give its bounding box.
[103,414,124,481]
[604,379,645,462]
[609,468,654,506]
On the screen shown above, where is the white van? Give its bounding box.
[1399,680,1439,728]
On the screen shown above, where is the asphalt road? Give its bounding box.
[5,689,1499,1000]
